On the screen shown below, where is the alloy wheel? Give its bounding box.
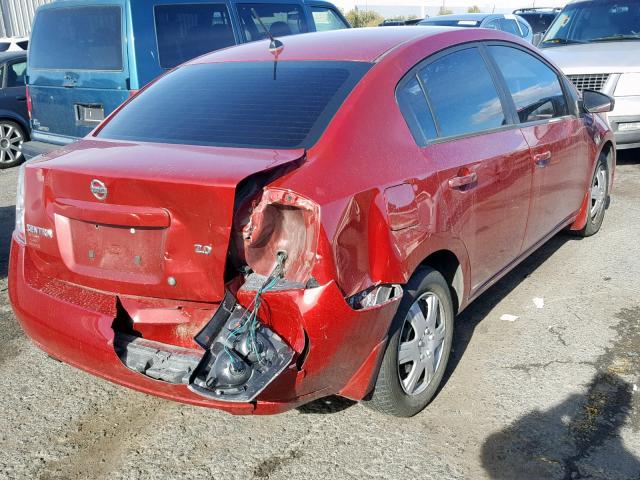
[0,122,24,165]
[397,292,446,396]
[590,164,607,220]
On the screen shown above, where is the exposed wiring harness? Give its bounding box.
[223,251,287,367]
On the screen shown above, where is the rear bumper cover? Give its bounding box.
[9,237,401,414]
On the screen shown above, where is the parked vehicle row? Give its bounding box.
[22,0,350,158]
[540,0,640,150]
[419,13,534,43]
[9,26,616,417]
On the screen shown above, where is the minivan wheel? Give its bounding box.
[364,266,454,417]
[575,155,609,237]
[0,120,25,169]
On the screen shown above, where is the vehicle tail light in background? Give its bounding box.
[15,164,26,244]
[26,86,32,120]
[243,189,320,284]
[129,89,139,98]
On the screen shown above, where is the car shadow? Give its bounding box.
[481,371,640,479]
[301,233,579,415]
[0,205,15,281]
[617,148,640,165]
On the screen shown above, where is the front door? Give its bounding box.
[485,44,588,250]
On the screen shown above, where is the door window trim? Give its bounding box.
[5,58,27,88]
[481,40,578,127]
[395,41,520,147]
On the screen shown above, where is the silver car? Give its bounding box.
[540,0,640,150]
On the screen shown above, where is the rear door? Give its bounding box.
[27,2,129,143]
[398,45,533,291]
[485,43,588,251]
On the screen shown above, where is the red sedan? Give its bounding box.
[10,27,615,417]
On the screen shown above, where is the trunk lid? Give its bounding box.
[24,138,304,302]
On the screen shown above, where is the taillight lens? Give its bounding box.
[15,164,26,244]
[25,86,32,120]
[243,189,320,283]
[129,89,139,98]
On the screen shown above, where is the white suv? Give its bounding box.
[540,0,640,150]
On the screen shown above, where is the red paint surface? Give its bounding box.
[10,28,614,413]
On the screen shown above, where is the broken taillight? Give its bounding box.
[243,189,320,284]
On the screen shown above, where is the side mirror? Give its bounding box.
[582,89,615,114]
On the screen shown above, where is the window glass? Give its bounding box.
[29,6,122,70]
[311,7,348,31]
[98,61,371,149]
[489,45,568,123]
[236,3,308,42]
[6,61,26,87]
[397,77,437,145]
[542,0,640,46]
[155,4,236,69]
[419,48,506,138]
[0,42,9,52]
[500,18,522,36]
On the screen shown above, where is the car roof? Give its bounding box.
[189,26,458,64]
[0,51,26,63]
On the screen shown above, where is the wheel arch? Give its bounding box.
[417,249,465,315]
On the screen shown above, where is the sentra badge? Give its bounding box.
[90,179,108,201]
[26,224,53,239]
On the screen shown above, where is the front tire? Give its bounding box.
[364,266,454,417]
[575,155,609,237]
[0,120,25,169]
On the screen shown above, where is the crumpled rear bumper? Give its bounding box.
[9,237,401,414]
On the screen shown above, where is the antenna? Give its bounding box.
[251,8,283,53]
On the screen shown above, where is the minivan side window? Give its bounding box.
[155,4,236,69]
[6,61,26,87]
[488,45,569,123]
[236,3,308,42]
[418,48,507,138]
[310,6,348,31]
[29,6,122,70]
[397,77,437,146]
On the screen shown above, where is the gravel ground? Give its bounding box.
[0,150,639,480]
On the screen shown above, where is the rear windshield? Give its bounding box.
[155,4,236,69]
[97,61,371,149]
[29,6,122,70]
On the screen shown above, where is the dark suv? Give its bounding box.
[0,51,28,169]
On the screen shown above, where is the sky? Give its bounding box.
[332,1,568,17]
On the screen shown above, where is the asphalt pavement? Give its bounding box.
[0,150,639,480]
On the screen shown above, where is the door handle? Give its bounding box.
[15,95,26,101]
[448,171,478,190]
[534,151,552,167]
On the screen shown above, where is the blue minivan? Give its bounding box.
[24,0,349,156]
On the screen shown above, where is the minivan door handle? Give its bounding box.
[534,151,552,167]
[448,171,478,190]
[15,95,26,101]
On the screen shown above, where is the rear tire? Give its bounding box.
[0,120,25,169]
[574,155,609,237]
[363,266,454,417]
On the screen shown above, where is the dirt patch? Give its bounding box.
[253,449,303,479]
